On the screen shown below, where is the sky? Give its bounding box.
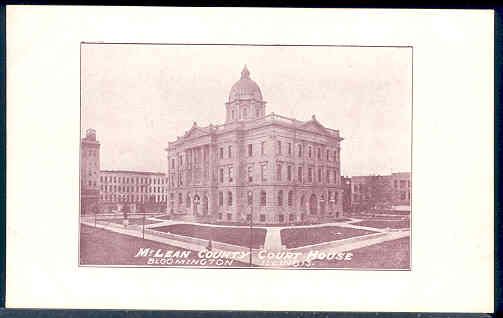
[81,44,412,176]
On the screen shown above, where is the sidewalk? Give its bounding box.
[81,218,410,268]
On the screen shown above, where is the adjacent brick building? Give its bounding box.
[80,129,101,214]
[166,66,345,224]
[99,170,168,213]
[80,130,168,214]
[349,172,411,211]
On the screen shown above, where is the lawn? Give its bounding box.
[280,226,377,249]
[153,224,266,249]
[98,218,161,226]
[80,225,249,266]
[309,237,410,269]
[353,219,410,229]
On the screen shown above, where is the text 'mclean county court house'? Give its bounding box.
[166,66,344,224]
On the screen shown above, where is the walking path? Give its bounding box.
[81,217,409,267]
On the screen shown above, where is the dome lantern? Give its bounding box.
[226,65,266,123]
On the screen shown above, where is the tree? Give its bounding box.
[361,175,393,211]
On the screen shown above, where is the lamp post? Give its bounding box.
[142,212,145,240]
[248,191,253,267]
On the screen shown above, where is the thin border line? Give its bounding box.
[78,42,413,271]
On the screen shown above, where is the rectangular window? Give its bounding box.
[308,168,313,182]
[260,214,266,222]
[298,167,303,182]
[308,146,312,158]
[227,191,233,206]
[287,165,292,181]
[289,214,295,222]
[278,190,283,206]
[317,148,321,160]
[228,166,233,182]
[278,214,284,222]
[288,191,293,206]
[227,213,232,221]
[218,213,223,220]
[318,168,322,183]
[261,141,265,155]
[260,191,267,206]
[326,149,330,161]
[218,192,223,207]
[394,180,398,188]
[326,169,330,183]
[219,168,224,183]
[298,144,302,157]
[247,166,253,182]
[228,145,232,158]
[276,163,282,181]
[219,147,224,159]
[248,144,253,157]
[261,164,267,181]
[287,143,292,155]
[277,141,282,154]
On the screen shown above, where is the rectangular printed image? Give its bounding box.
[80,43,412,269]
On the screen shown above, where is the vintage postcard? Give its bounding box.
[7,7,493,312]
[79,43,412,269]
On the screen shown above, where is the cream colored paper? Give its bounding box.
[6,6,493,312]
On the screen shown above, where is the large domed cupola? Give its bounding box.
[226,65,266,123]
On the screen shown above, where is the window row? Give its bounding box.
[100,175,167,185]
[100,194,167,203]
[101,185,167,193]
[394,180,411,189]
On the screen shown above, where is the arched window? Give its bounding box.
[277,190,283,206]
[260,191,267,206]
[227,191,233,206]
[243,108,248,119]
[288,191,293,206]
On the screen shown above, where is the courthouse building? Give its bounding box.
[166,66,344,224]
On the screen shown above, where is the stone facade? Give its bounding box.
[166,66,344,224]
